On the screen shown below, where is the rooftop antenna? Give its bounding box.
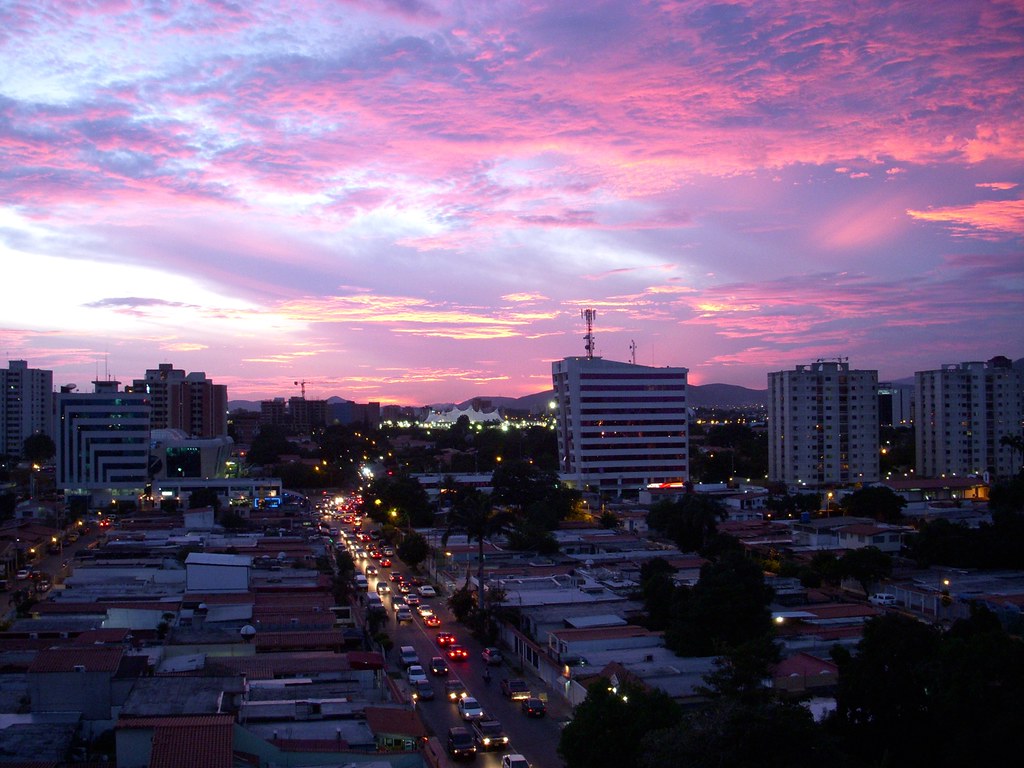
[581,308,596,359]
[629,339,637,365]
[294,380,308,399]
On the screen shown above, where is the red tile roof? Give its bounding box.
[253,630,349,650]
[28,646,123,674]
[365,706,428,738]
[774,652,838,678]
[119,715,234,768]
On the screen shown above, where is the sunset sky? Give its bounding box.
[2,0,1022,405]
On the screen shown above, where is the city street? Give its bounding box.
[351,539,568,768]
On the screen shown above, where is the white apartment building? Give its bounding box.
[55,380,151,507]
[916,356,1023,480]
[0,360,53,456]
[768,360,879,486]
[551,356,688,494]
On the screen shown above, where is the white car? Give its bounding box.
[457,696,484,721]
[416,603,434,618]
[407,665,428,684]
[418,585,437,597]
[502,756,530,768]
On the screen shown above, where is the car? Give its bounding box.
[501,678,530,700]
[398,582,412,594]
[399,646,420,668]
[369,550,382,559]
[457,696,484,721]
[382,547,394,556]
[376,582,391,594]
[396,607,413,623]
[429,656,449,675]
[482,647,503,665]
[407,665,428,684]
[436,631,457,646]
[364,565,378,575]
[502,755,530,768]
[416,603,433,617]
[405,594,421,606]
[869,593,897,606]
[380,557,392,567]
[390,571,403,582]
[424,614,442,627]
[412,679,435,701]
[15,569,31,581]
[447,726,477,760]
[418,584,437,597]
[521,697,546,717]
[444,679,468,701]
[447,644,469,661]
[472,717,509,751]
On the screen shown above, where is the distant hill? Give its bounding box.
[230,384,769,414]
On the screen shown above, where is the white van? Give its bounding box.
[869,593,896,606]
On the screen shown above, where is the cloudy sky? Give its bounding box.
[2,0,1022,405]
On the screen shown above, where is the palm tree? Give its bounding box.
[441,484,513,612]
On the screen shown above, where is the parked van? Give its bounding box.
[399,645,419,668]
[367,593,386,614]
[869,593,896,606]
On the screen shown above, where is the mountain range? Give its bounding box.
[228,382,770,413]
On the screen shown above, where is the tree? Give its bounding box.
[839,485,906,522]
[22,433,55,463]
[246,424,295,466]
[441,484,513,611]
[639,557,677,631]
[397,531,429,569]
[559,679,681,768]
[824,611,1024,768]
[647,493,725,553]
[836,546,891,597]
[363,472,433,527]
[665,551,774,656]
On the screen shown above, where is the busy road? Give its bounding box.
[332,512,565,768]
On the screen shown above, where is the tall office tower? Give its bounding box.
[878,382,914,427]
[55,380,151,506]
[916,356,1024,480]
[768,360,879,486]
[130,364,227,437]
[0,360,54,456]
[551,356,689,494]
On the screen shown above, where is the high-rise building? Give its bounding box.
[0,360,53,456]
[878,382,914,427]
[916,356,1024,480]
[768,360,879,486]
[130,364,227,437]
[55,379,151,506]
[551,356,689,494]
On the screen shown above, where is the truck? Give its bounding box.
[500,678,530,700]
[471,717,509,751]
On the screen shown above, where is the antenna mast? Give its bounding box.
[581,308,596,359]
[630,339,637,365]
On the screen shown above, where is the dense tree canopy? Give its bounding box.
[22,433,56,463]
[829,609,1024,767]
[559,679,681,768]
[665,551,774,656]
[839,486,906,522]
[647,493,725,553]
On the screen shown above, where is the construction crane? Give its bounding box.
[294,380,309,399]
